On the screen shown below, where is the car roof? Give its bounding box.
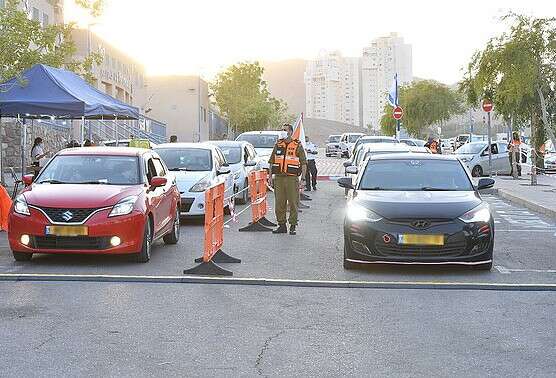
[370,153,460,161]
[359,143,410,153]
[341,132,365,136]
[154,142,216,150]
[360,135,397,140]
[237,130,282,136]
[57,147,148,157]
[206,140,249,147]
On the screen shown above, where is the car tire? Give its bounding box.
[163,207,180,245]
[136,220,152,263]
[12,251,32,261]
[236,180,248,205]
[472,165,483,177]
[343,239,357,270]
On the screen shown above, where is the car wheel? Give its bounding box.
[136,220,152,263]
[472,165,483,177]
[236,180,248,205]
[343,239,357,270]
[12,251,32,261]
[163,207,180,245]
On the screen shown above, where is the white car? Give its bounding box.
[235,131,282,168]
[456,141,523,177]
[399,138,426,147]
[325,134,342,157]
[351,135,399,157]
[339,132,365,158]
[154,143,234,216]
[206,140,260,204]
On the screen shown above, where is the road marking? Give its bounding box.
[494,265,511,274]
[495,229,556,233]
[0,273,555,291]
[494,265,556,274]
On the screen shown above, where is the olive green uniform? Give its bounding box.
[268,139,307,226]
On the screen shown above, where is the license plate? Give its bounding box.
[45,226,88,236]
[398,234,444,246]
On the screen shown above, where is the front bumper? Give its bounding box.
[179,191,205,216]
[344,217,493,265]
[8,208,145,254]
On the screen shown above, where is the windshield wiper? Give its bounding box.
[37,179,66,184]
[168,167,188,171]
[421,187,452,191]
[74,181,109,185]
[361,187,384,190]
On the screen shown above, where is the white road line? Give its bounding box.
[494,265,511,274]
[495,229,556,232]
[495,266,556,274]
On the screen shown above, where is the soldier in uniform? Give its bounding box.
[268,123,307,235]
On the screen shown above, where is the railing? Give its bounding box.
[87,118,167,144]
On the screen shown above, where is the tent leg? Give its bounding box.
[80,116,84,146]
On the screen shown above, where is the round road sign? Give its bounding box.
[393,106,403,120]
[482,100,494,113]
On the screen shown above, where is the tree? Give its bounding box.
[379,80,463,137]
[0,0,102,87]
[211,62,292,134]
[459,13,556,169]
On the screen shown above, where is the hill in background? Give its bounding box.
[262,59,306,115]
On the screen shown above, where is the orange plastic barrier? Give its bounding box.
[183,182,241,276]
[0,185,12,231]
[239,170,276,232]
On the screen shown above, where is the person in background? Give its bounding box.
[84,139,92,147]
[222,133,228,140]
[425,137,440,154]
[304,136,318,191]
[169,135,178,143]
[508,132,522,176]
[30,137,48,174]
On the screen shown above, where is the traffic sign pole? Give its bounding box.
[487,111,492,176]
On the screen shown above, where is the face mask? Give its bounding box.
[279,131,288,139]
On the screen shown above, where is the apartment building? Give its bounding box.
[0,0,63,26]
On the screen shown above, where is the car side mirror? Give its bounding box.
[477,178,495,190]
[337,177,354,190]
[343,161,352,168]
[345,166,358,175]
[23,174,34,186]
[217,167,231,175]
[244,160,257,167]
[150,176,167,188]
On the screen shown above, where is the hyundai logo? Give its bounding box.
[411,220,431,229]
[62,211,74,222]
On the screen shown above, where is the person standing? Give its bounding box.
[304,136,318,191]
[169,135,178,143]
[508,132,522,177]
[30,137,48,174]
[269,123,307,235]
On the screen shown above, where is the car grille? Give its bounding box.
[32,236,111,250]
[180,198,195,213]
[374,239,468,257]
[37,207,100,223]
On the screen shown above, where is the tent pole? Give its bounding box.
[80,116,85,146]
[19,115,26,180]
[115,116,119,145]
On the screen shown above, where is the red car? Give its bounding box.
[8,147,181,262]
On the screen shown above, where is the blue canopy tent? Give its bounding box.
[0,64,141,180]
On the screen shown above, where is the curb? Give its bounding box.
[0,273,555,291]
[490,187,556,220]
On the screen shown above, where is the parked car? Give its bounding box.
[154,143,233,216]
[235,131,282,166]
[206,140,260,204]
[455,141,524,177]
[338,154,495,270]
[8,147,181,262]
[325,134,342,157]
[339,132,365,158]
[351,135,399,157]
[399,138,426,147]
[102,139,157,149]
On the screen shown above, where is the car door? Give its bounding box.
[145,156,164,234]
[151,157,173,233]
[215,149,233,197]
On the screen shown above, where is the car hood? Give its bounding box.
[255,148,273,158]
[353,190,481,220]
[23,184,143,208]
[169,171,210,193]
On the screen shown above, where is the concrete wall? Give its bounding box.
[145,76,210,143]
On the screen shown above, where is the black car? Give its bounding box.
[338,154,495,270]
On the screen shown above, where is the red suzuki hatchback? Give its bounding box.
[8,147,181,263]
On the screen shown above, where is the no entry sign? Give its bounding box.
[482,100,494,113]
[393,106,403,120]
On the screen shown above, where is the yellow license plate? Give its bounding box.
[398,234,444,246]
[45,226,88,236]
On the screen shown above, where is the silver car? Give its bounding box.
[456,141,517,177]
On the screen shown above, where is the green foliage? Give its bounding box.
[211,62,292,133]
[74,0,104,17]
[379,80,463,137]
[0,0,102,87]
[460,13,556,155]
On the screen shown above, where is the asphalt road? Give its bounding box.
[0,181,555,285]
[1,281,555,377]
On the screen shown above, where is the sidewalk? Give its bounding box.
[488,173,556,219]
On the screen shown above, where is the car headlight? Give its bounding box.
[346,202,382,222]
[14,194,30,216]
[459,156,471,163]
[190,177,211,192]
[108,196,138,217]
[459,203,491,223]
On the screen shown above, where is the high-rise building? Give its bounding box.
[304,51,360,127]
[361,33,412,132]
[1,0,64,26]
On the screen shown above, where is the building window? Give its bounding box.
[42,13,49,26]
[0,0,5,8]
[32,7,39,21]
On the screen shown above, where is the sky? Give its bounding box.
[64,0,556,84]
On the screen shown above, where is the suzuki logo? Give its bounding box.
[411,220,431,229]
[62,211,74,221]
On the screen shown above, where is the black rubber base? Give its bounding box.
[183,260,233,276]
[195,249,241,264]
[258,217,277,227]
[300,193,312,201]
[238,221,273,232]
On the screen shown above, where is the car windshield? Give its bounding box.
[348,135,362,143]
[457,135,469,142]
[216,145,242,164]
[404,139,426,147]
[355,138,398,150]
[456,142,487,155]
[236,134,278,148]
[359,159,473,191]
[328,136,341,143]
[155,148,212,171]
[37,155,140,185]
